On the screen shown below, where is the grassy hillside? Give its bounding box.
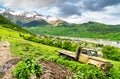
[0,14,32,34]
[26,22,120,41]
[0,15,120,78]
[0,25,120,79]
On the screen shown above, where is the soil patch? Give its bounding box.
[39,60,74,79]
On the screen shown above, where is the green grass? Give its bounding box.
[0,14,31,34]
[108,60,120,79]
[8,35,120,79]
[0,25,21,39]
[0,24,120,78]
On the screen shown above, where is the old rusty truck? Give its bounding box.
[56,47,113,74]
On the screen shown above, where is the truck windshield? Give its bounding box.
[88,50,98,57]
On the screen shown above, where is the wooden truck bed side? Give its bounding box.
[56,50,76,59]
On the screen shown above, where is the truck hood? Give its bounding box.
[89,56,109,63]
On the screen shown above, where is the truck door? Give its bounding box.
[78,49,89,63]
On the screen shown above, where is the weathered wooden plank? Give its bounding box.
[56,50,76,59]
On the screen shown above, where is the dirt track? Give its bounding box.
[0,41,12,66]
[0,41,18,79]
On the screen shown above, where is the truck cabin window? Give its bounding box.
[88,50,98,56]
[82,49,87,54]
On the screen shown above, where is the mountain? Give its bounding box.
[0,14,31,34]
[27,21,120,41]
[23,20,49,27]
[46,18,69,26]
[81,21,120,34]
[0,8,45,26]
[0,8,66,27]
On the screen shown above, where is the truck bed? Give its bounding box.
[56,50,76,59]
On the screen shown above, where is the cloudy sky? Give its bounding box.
[0,0,120,25]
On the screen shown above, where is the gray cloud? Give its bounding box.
[1,0,57,8]
[0,0,120,12]
[0,0,81,17]
[57,3,81,17]
[0,0,120,24]
[55,0,120,17]
[1,0,120,15]
[82,0,120,11]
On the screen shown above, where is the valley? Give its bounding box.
[27,22,120,41]
[0,10,120,79]
[0,0,120,78]
[49,36,120,48]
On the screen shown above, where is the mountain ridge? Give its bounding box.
[0,8,66,27]
[0,8,120,27]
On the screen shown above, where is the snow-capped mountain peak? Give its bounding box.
[0,8,26,16]
[0,8,58,20]
[0,8,65,26]
[0,8,6,13]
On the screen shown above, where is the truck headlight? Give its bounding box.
[101,64,106,70]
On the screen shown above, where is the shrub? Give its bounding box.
[108,67,120,79]
[71,43,79,51]
[53,40,62,48]
[13,57,43,79]
[102,46,120,61]
[62,40,72,50]
[22,35,78,52]
[42,38,53,46]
